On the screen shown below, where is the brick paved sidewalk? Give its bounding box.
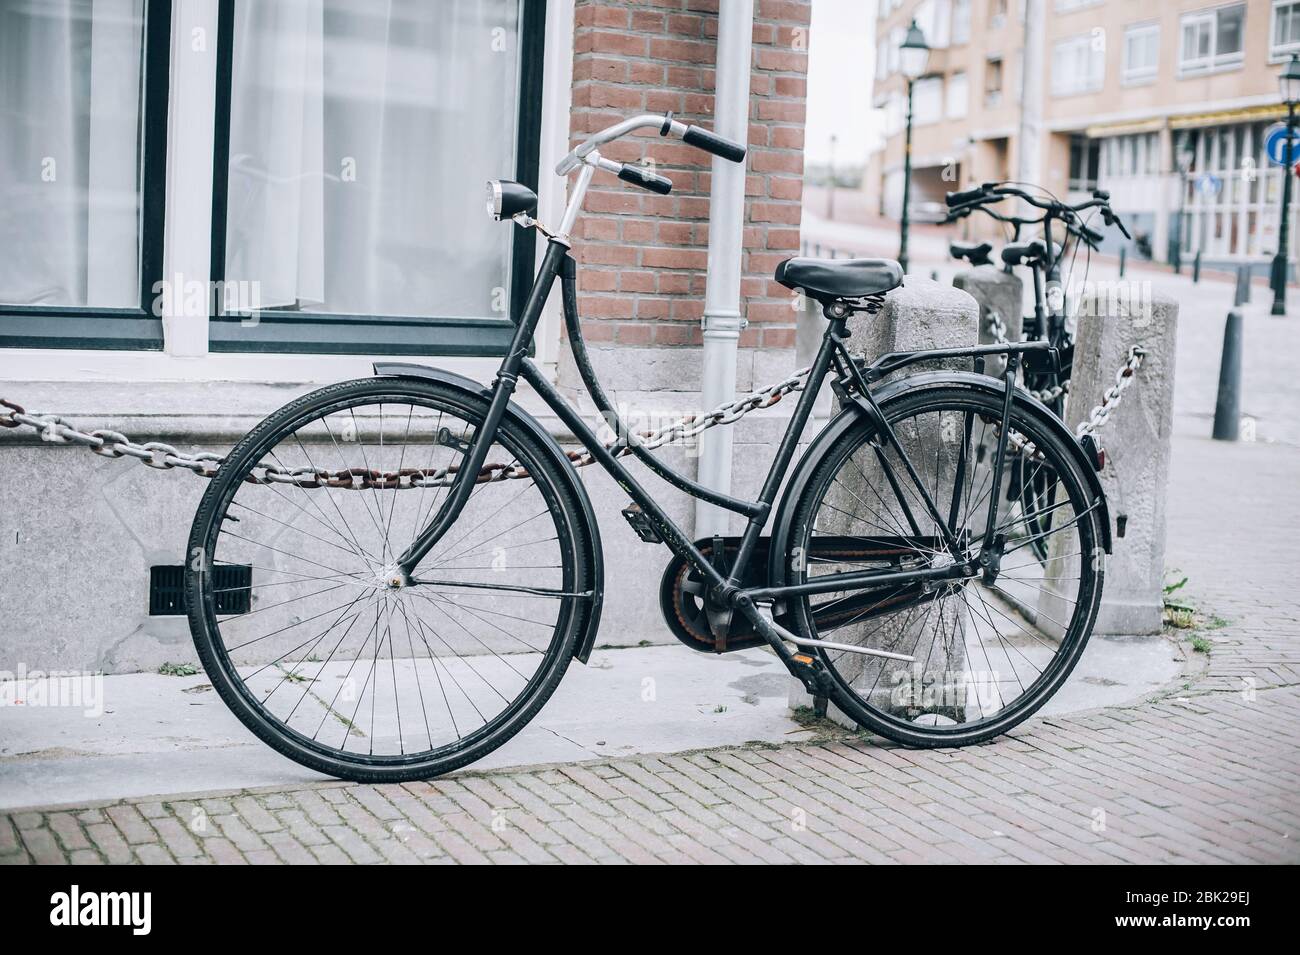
[3,433,1298,864]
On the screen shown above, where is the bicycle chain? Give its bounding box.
[0,344,1142,488]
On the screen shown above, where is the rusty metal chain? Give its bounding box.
[0,345,1143,488]
[0,368,811,490]
[1075,345,1146,439]
[566,365,809,469]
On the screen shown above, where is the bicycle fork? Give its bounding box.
[393,242,569,580]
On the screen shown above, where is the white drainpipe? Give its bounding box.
[694,0,754,538]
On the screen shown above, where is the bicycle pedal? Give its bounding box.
[621,503,662,543]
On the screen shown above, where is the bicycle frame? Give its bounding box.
[393,145,1055,680]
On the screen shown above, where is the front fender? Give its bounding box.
[373,362,605,664]
[768,371,1111,590]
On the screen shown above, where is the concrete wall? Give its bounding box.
[0,372,819,674]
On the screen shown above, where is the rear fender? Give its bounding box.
[373,362,605,663]
[768,371,1111,589]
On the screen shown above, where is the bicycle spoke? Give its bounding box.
[794,390,1099,739]
[195,390,582,770]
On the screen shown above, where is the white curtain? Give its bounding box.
[224,0,520,318]
[0,0,143,308]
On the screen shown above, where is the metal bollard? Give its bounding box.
[1119,246,1126,278]
[1193,250,1202,283]
[1212,310,1244,441]
[1233,265,1251,306]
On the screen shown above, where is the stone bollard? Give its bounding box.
[1040,288,1178,636]
[953,265,1023,378]
[789,279,980,727]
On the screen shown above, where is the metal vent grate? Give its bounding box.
[149,564,251,616]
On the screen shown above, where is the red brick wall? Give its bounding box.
[568,0,810,354]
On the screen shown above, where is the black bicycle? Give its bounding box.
[945,181,1130,414]
[186,113,1110,782]
[946,182,1129,562]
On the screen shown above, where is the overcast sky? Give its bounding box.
[804,0,880,166]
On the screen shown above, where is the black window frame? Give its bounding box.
[207,0,546,356]
[0,0,171,351]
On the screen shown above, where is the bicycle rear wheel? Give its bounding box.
[784,384,1104,747]
[186,377,590,782]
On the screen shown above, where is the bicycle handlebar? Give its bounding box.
[682,124,747,162]
[556,111,746,177]
[945,184,988,208]
[943,180,1132,242]
[616,163,673,195]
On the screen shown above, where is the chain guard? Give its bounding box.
[658,536,945,654]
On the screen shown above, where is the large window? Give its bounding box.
[1068,137,1100,193]
[1123,23,1160,85]
[1052,33,1105,97]
[1274,1,1300,57]
[951,0,971,46]
[984,57,1004,108]
[913,77,944,126]
[1101,132,1160,180]
[0,0,170,348]
[946,71,969,119]
[1179,3,1246,75]
[209,0,543,355]
[1174,123,1293,260]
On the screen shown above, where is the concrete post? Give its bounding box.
[953,265,1023,378]
[789,279,980,726]
[1041,289,1178,635]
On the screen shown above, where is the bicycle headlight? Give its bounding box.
[485,179,538,222]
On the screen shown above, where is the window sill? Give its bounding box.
[1177,61,1244,79]
[0,349,508,387]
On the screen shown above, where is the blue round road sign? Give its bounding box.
[1265,122,1300,166]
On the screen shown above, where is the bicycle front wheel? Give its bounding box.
[186,377,591,782]
[784,384,1104,747]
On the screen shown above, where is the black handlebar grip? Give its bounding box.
[945,185,986,208]
[682,125,747,163]
[617,164,673,195]
[1101,207,1133,240]
[1078,224,1104,246]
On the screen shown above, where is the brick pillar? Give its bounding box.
[560,0,810,406]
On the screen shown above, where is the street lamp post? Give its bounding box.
[897,20,930,275]
[1271,53,1300,316]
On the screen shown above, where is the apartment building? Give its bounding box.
[867,0,1300,269]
